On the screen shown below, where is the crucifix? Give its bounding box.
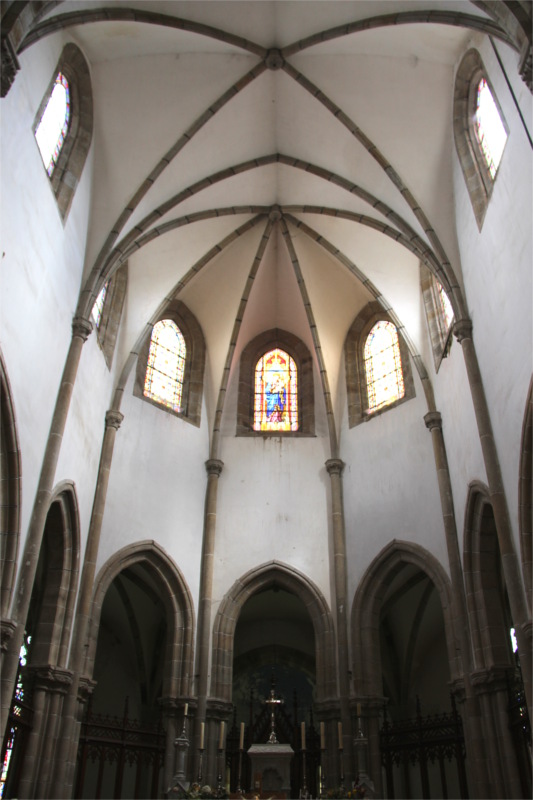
[264,684,284,744]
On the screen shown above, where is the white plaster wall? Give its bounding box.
[341,363,451,610]
[96,369,210,609]
[0,34,95,563]
[212,434,333,609]
[452,38,533,552]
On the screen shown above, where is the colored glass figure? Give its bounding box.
[474,78,507,179]
[91,283,108,330]
[437,283,454,332]
[364,321,405,413]
[35,72,70,177]
[0,634,31,798]
[254,348,298,431]
[144,319,186,412]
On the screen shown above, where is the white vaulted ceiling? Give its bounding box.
[17,1,522,448]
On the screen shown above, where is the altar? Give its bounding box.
[247,742,294,796]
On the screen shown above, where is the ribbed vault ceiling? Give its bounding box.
[17,1,524,455]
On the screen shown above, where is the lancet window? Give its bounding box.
[91,283,108,330]
[253,348,298,432]
[144,319,187,413]
[364,321,405,413]
[474,77,508,180]
[35,72,70,176]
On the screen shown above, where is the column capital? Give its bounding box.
[1,619,17,653]
[206,458,224,476]
[72,315,93,341]
[77,675,97,703]
[326,458,345,476]
[453,318,473,344]
[30,665,73,694]
[105,409,124,430]
[424,411,442,431]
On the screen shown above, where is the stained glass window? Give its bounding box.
[0,634,31,799]
[35,72,70,177]
[91,283,108,330]
[144,319,186,412]
[474,78,507,180]
[364,321,405,413]
[437,283,454,332]
[254,348,298,431]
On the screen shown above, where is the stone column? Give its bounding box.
[325,458,352,787]
[424,410,490,797]
[16,666,72,799]
[194,459,224,780]
[455,319,532,712]
[52,408,124,797]
[1,317,92,739]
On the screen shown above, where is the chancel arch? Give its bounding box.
[78,541,195,798]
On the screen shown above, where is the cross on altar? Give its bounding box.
[264,686,284,744]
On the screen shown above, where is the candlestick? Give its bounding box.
[184,702,188,717]
[219,720,225,750]
[337,721,343,750]
[239,721,245,750]
[357,702,361,718]
[301,721,306,750]
[320,721,325,750]
[199,721,205,750]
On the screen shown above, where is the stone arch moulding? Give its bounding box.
[32,42,93,222]
[237,328,315,436]
[85,541,195,699]
[350,540,458,698]
[211,561,336,702]
[0,351,21,623]
[40,480,81,668]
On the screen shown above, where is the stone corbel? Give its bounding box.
[1,619,17,653]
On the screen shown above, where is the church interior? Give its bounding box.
[0,1,532,798]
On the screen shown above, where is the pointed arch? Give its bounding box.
[211,561,336,702]
[86,541,194,699]
[463,481,517,671]
[0,353,21,620]
[350,540,459,697]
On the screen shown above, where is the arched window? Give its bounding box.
[364,321,405,413]
[34,72,70,177]
[344,302,415,427]
[144,320,187,412]
[32,43,93,221]
[421,265,454,370]
[134,301,205,426]
[91,283,108,330]
[474,77,508,180]
[453,50,508,230]
[237,329,314,436]
[253,348,298,431]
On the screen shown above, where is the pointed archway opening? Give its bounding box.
[75,563,168,800]
[228,585,319,797]
[378,563,468,800]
